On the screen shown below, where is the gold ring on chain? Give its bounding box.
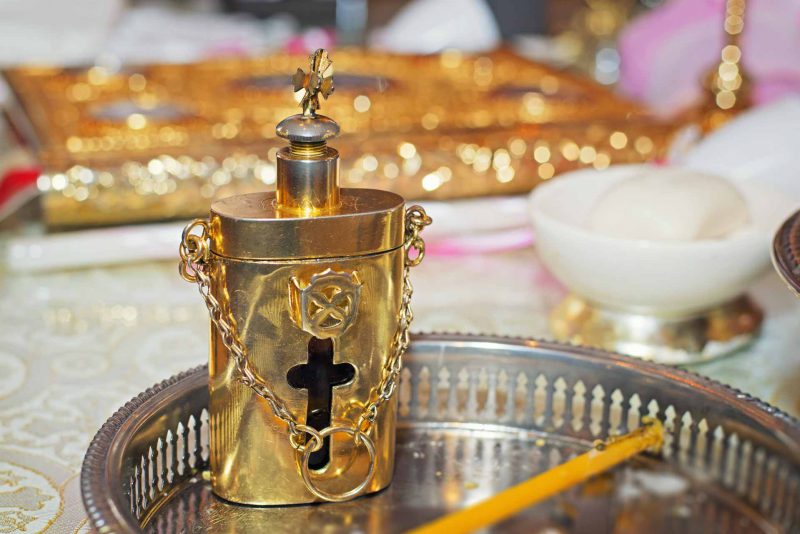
[405,237,425,266]
[300,427,376,502]
[288,424,324,453]
[179,218,211,282]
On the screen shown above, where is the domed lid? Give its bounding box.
[276,114,339,144]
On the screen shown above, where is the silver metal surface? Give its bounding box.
[276,146,340,212]
[276,114,340,143]
[81,334,800,533]
[772,209,800,297]
[550,294,763,365]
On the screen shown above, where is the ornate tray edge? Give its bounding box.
[80,365,206,533]
[80,332,800,533]
[772,209,800,296]
[422,332,800,430]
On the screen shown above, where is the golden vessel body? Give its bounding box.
[208,185,405,504]
[177,50,431,505]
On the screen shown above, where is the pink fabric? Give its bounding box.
[618,0,800,116]
[426,228,534,256]
[285,28,335,54]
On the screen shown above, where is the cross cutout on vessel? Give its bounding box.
[287,337,356,470]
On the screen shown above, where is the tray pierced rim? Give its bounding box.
[772,208,800,296]
[80,332,800,533]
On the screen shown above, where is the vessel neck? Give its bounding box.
[276,144,340,216]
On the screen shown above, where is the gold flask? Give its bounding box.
[179,49,431,505]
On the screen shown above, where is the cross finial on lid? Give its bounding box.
[292,48,335,118]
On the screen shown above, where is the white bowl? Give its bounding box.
[529,165,797,315]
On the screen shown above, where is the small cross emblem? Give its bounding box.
[287,337,355,470]
[292,48,335,117]
[290,269,361,340]
[307,288,354,333]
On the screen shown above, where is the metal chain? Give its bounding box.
[355,205,430,435]
[179,220,313,447]
[179,205,431,500]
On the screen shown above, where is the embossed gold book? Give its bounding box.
[4,49,675,228]
[178,50,431,504]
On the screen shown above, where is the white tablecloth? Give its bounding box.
[0,248,798,532]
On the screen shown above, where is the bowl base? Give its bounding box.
[550,294,762,365]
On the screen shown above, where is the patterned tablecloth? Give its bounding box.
[1,247,799,533]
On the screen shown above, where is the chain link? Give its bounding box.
[355,205,431,434]
[179,205,431,499]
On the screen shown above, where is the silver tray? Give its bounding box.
[81,334,800,533]
[773,209,800,296]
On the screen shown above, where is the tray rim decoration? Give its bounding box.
[772,208,800,296]
[80,333,800,533]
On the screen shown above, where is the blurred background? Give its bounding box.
[3,0,799,234]
[4,0,798,235]
[0,0,642,77]
[0,0,724,234]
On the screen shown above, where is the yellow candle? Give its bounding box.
[409,418,664,534]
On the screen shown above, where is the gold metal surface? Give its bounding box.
[550,294,763,365]
[3,50,676,227]
[179,207,431,503]
[206,248,402,504]
[293,49,335,118]
[276,50,342,215]
[209,189,404,260]
[180,51,432,504]
[289,269,362,338]
[275,146,340,214]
